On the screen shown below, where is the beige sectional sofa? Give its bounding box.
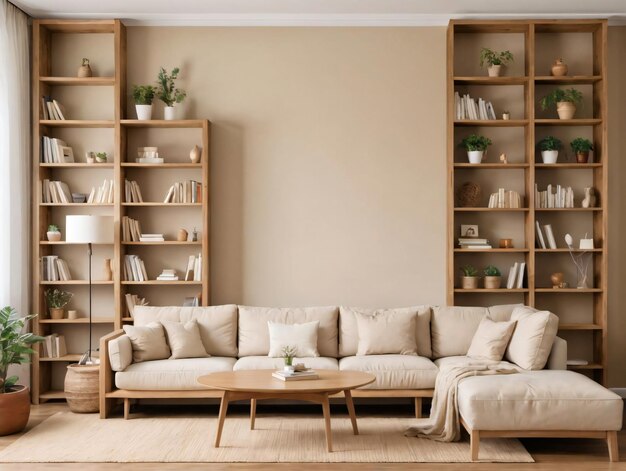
[99,303,622,461]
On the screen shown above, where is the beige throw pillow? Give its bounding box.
[267,321,320,358]
[108,335,133,371]
[467,317,516,361]
[505,306,559,370]
[123,322,170,363]
[354,310,418,356]
[162,320,210,359]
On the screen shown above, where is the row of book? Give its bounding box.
[41,334,67,358]
[124,180,144,203]
[42,180,72,203]
[87,179,115,204]
[458,237,492,250]
[40,256,72,281]
[164,180,202,203]
[535,184,575,209]
[41,96,66,120]
[40,137,73,163]
[536,222,558,249]
[124,255,148,282]
[184,254,203,281]
[157,269,178,281]
[122,216,142,242]
[505,262,527,289]
[454,92,497,120]
[487,189,522,208]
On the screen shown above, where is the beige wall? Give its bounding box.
[124,26,626,385]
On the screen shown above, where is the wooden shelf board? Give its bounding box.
[120,119,206,129]
[535,248,603,253]
[454,289,529,293]
[40,163,114,168]
[40,241,113,245]
[121,281,203,285]
[122,241,202,245]
[39,120,115,128]
[37,19,116,33]
[454,119,528,127]
[122,317,133,322]
[454,163,529,169]
[39,390,66,400]
[121,163,202,168]
[40,280,114,285]
[122,203,201,207]
[535,288,603,293]
[454,76,528,85]
[567,363,604,370]
[452,22,529,34]
[454,208,529,212]
[535,163,602,169]
[454,248,529,253]
[40,203,114,207]
[39,354,82,362]
[534,76,602,84]
[39,76,115,86]
[39,317,114,324]
[534,119,602,126]
[559,323,602,331]
[535,207,602,212]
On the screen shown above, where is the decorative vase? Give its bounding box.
[65,364,99,413]
[85,152,96,164]
[541,150,559,164]
[577,270,590,289]
[47,231,61,242]
[582,187,597,208]
[189,145,201,164]
[487,65,502,77]
[576,151,590,164]
[177,229,188,242]
[461,276,479,289]
[502,112,510,120]
[135,104,152,121]
[551,58,568,77]
[551,272,564,288]
[49,308,65,320]
[164,106,176,120]
[467,150,484,164]
[0,385,31,436]
[484,276,502,289]
[556,102,576,120]
[77,58,92,78]
[102,258,113,281]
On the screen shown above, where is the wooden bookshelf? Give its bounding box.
[31,19,211,404]
[447,19,608,384]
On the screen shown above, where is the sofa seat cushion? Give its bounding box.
[434,355,520,371]
[458,370,623,431]
[115,357,236,390]
[339,355,438,390]
[233,356,338,371]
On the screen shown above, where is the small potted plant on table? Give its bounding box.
[540,88,583,120]
[156,67,186,120]
[132,84,156,120]
[483,265,502,289]
[479,48,514,77]
[570,138,594,164]
[0,306,43,436]
[281,345,297,373]
[45,288,72,320]
[538,136,562,164]
[461,134,492,164]
[46,224,61,241]
[460,265,480,289]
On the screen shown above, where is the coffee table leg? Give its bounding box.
[215,391,230,447]
[250,398,257,430]
[344,389,358,435]
[321,393,333,452]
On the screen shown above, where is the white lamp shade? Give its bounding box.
[65,215,113,244]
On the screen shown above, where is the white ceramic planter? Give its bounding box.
[46,231,62,242]
[164,106,176,120]
[541,150,559,164]
[556,101,576,120]
[135,104,152,121]
[487,65,502,77]
[467,150,484,164]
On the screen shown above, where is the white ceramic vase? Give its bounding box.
[541,150,559,164]
[164,106,176,121]
[135,104,152,121]
[467,150,484,164]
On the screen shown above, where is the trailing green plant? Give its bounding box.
[538,136,563,151]
[479,48,514,67]
[0,306,44,393]
[281,345,297,366]
[132,84,156,105]
[461,134,492,152]
[460,265,479,277]
[483,265,501,277]
[570,138,594,153]
[44,288,72,309]
[96,152,107,160]
[156,67,186,107]
[47,224,59,232]
[540,88,583,110]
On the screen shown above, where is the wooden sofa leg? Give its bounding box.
[414,397,422,418]
[124,398,131,420]
[607,431,619,462]
[470,429,480,462]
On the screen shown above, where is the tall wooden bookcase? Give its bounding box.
[31,19,211,403]
[447,20,608,384]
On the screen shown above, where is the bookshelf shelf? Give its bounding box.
[39,318,115,324]
[535,163,602,169]
[453,76,528,85]
[121,281,204,285]
[453,163,530,169]
[535,288,603,293]
[534,119,602,126]
[122,202,202,207]
[40,241,113,245]
[121,163,202,168]
[40,280,114,285]
[453,289,529,293]
[40,203,114,207]
[535,207,602,212]
[559,323,602,331]
[454,119,528,127]
[39,354,83,362]
[454,207,529,212]
[120,119,206,128]
[535,248,603,253]
[453,248,529,253]
[122,241,202,245]
[39,120,115,128]
[39,76,115,86]
[568,363,604,370]
[534,75,602,84]
[40,163,115,168]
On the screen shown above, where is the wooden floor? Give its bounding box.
[1,401,624,470]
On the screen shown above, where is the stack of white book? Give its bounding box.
[535,184,575,208]
[87,179,114,204]
[505,262,527,289]
[41,137,73,163]
[122,216,142,242]
[458,237,492,249]
[157,269,178,281]
[124,180,144,203]
[40,256,72,281]
[184,254,203,281]
[454,92,497,120]
[41,96,66,120]
[41,334,67,358]
[163,180,202,203]
[125,293,149,317]
[535,222,558,249]
[140,233,165,242]
[41,180,72,203]
[272,370,319,381]
[488,189,522,208]
[124,255,148,282]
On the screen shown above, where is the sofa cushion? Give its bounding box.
[487,304,524,322]
[354,310,418,356]
[268,321,320,358]
[162,320,209,359]
[431,306,488,359]
[233,356,338,371]
[505,306,559,370]
[133,305,238,357]
[123,322,170,363]
[238,306,338,357]
[108,334,133,372]
[115,357,237,390]
[466,318,516,361]
[339,355,438,390]
[339,306,432,358]
[458,370,623,431]
[434,355,520,371]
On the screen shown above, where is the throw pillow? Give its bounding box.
[123,322,170,363]
[267,321,320,358]
[466,317,516,361]
[354,310,418,356]
[505,306,559,370]
[108,334,133,371]
[162,320,210,359]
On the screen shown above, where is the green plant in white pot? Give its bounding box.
[45,288,72,320]
[46,224,61,242]
[0,306,44,436]
[132,84,156,120]
[156,67,186,120]
[461,134,492,164]
[483,265,502,289]
[540,88,583,120]
[281,345,297,372]
[460,265,480,289]
[538,136,562,164]
[479,48,514,77]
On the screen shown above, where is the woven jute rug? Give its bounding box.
[0,412,533,463]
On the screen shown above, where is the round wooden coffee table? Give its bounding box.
[197,369,375,452]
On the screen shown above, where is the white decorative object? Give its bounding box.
[579,238,594,250]
[467,150,483,164]
[135,104,152,121]
[541,150,558,164]
[164,106,176,121]
[564,233,592,289]
[581,187,596,208]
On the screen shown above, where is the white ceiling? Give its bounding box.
[10,0,626,26]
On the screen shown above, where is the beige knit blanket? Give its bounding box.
[405,363,518,442]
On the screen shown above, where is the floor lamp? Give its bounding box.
[65,215,113,365]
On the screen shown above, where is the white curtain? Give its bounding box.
[0,1,31,384]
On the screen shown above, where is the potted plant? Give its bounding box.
[460,265,480,289]
[132,84,156,120]
[46,224,61,242]
[156,67,186,120]
[95,152,107,163]
[479,48,514,77]
[483,265,502,289]
[538,136,563,164]
[0,306,44,436]
[45,288,72,320]
[461,134,492,164]
[281,345,297,372]
[540,88,583,120]
[570,138,594,164]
